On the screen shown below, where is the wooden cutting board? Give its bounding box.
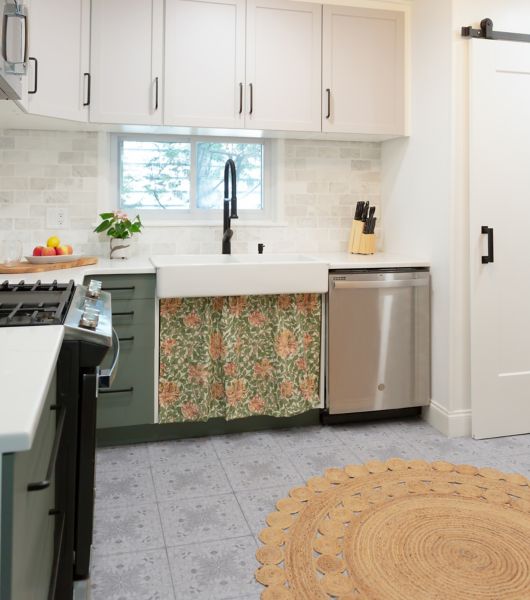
[0,256,98,274]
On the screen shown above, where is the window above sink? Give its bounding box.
[111,133,275,225]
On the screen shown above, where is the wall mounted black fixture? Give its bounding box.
[462,18,530,43]
[481,226,494,264]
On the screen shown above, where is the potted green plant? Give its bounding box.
[94,211,143,259]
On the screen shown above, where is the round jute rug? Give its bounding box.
[254,459,530,600]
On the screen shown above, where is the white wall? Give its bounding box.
[449,0,530,432]
[382,0,530,436]
[381,0,455,434]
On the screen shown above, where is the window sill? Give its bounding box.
[141,220,288,228]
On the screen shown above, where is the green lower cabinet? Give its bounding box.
[97,341,155,428]
[85,274,156,431]
[1,377,56,600]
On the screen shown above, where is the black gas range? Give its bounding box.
[0,278,117,599]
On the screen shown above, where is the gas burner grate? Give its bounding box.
[0,279,75,327]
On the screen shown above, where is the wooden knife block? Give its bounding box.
[348,221,375,255]
[358,233,376,255]
[347,220,365,254]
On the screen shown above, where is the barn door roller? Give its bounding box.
[462,18,530,43]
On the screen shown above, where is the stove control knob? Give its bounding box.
[80,307,100,330]
[86,279,102,299]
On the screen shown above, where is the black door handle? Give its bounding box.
[83,72,91,107]
[481,226,494,264]
[28,57,38,94]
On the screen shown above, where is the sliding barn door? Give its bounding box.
[470,39,530,438]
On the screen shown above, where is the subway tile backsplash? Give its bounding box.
[0,129,381,257]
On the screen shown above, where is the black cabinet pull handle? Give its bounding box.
[99,387,134,395]
[83,72,91,107]
[28,57,38,94]
[103,286,135,291]
[249,82,253,115]
[27,406,66,492]
[118,336,134,342]
[239,82,243,115]
[325,88,331,119]
[481,226,494,264]
[154,76,159,111]
[112,311,134,317]
[47,510,66,600]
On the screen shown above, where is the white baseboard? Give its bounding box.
[422,400,472,438]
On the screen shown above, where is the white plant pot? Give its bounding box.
[109,237,132,260]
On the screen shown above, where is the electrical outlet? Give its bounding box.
[46,207,68,230]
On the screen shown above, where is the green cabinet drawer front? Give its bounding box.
[114,321,155,348]
[112,298,156,326]
[85,273,155,300]
[1,377,57,600]
[97,343,155,429]
[85,275,156,431]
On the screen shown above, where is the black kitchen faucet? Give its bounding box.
[222,158,238,255]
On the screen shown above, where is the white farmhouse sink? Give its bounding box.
[151,254,329,298]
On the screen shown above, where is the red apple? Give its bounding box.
[55,244,73,255]
[41,246,56,256]
[32,246,44,256]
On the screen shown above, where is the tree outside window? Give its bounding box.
[119,137,264,213]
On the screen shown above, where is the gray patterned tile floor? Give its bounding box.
[90,417,530,600]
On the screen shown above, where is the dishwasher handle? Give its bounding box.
[333,279,429,290]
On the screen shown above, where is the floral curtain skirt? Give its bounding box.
[158,294,322,423]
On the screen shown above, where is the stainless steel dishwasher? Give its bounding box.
[327,269,430,414]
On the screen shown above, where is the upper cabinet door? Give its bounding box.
[164,0,245,128]
[322,6,405,136]
[26,0,90,121]
[245,0,321,132]
[90,0,163,125]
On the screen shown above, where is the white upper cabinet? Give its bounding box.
[89,0,163,125]
[164,0,246,128]
[322,6,405,136]
[245,0,321,132]
[26,0,90,121]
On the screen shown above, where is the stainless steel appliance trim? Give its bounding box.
[333,279,429,289]
[63,285,112,347]
[98,328,120,389]
[327,269,431,415]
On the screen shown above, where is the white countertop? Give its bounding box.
[1,253,428,285]
[0,251,428,455]
[1,257,155,286]
[0,326,64,454]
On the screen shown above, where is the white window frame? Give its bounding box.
[111,133,274,225]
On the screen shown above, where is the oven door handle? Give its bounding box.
[98,328,120,390]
